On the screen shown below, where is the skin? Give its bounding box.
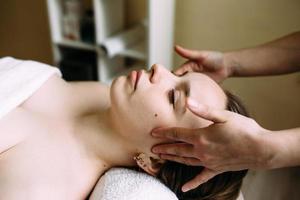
[109,64,227,158]
[174,31,300,83]
[0,63,226,199]
[0,75,103,200]
[151,31,300,192]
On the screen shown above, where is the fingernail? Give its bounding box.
[151,147,159,153]
[187,98,198,108]
[187,98,205,111]
[182,186,189,192]
[151,131,158,137]
[151,127,163,136]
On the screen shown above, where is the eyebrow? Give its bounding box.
[173,71,190,95]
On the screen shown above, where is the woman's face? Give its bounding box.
[110,64,226,157]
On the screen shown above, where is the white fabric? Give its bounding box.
[89,167,244,200]
[89,168,178,200]
[0,57,62,119]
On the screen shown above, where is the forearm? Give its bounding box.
[224,31,300,77]
[262,127,300,169]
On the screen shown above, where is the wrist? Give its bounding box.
[223,51,240,78]
[258,129,284,169]
[253,128,277,169]
[264,128,300,169]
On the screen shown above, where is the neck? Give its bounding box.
[73,104,137,172]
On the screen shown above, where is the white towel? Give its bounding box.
[0,57,62,119]
[89,168,178,200]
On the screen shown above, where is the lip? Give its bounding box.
[134,70,142,90]
[129,70,142,91]
[129,70,137,88]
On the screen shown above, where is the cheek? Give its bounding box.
[110,76,130,111]
[130,94,175,130]
[179,111,213,129]
[131,98,176,150]
[111,83,176,142]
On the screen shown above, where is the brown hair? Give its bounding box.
[156,91,249,200]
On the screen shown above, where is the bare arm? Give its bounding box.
[267,127,300,169]
[225,31,300,77]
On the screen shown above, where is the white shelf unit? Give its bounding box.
[46,0,175,83]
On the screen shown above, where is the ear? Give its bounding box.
[134,153,165,176]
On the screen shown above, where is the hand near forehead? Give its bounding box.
[151,98,271,192]
[174,45,232,83]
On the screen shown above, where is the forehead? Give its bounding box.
[178,73,226,128]
[185,73,226,108]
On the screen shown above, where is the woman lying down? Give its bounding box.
[0,57,248,200]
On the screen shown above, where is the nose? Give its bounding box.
[150,63,170,84]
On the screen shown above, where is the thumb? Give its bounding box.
[175,45,205,61]
[187,98,228,123]
[174,60,201,76]
[174,61,193,76]
[182,168,219,192]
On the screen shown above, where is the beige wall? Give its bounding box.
[0,0,53,64]
[174,0,300,130]
[125,0,146,27]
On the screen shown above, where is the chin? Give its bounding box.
[110,75,131,114]
[110,76,122,104]
[110,75,123,89]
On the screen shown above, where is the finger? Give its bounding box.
[174,61,202,76]
[159,154,202,166]
[152,142,195,157]
[174,62,192,76]
[151,127,197,143]
[187,98,228,123]
[181,168,219,192]
[175,45,205,61]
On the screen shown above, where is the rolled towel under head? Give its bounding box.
[89,167,178,200]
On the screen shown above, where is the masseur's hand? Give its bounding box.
[174,45,232,83]
[151,99,273,192]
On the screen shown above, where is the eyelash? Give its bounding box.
[169,71,189,109]
[169,89,176,108]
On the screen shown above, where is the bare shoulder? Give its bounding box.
[20,73,110,117]
[20,74,75,118]
[0,74,71,155]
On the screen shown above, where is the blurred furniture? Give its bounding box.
[46,0,175,82]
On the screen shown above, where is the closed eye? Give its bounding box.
[169,89,175,108]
